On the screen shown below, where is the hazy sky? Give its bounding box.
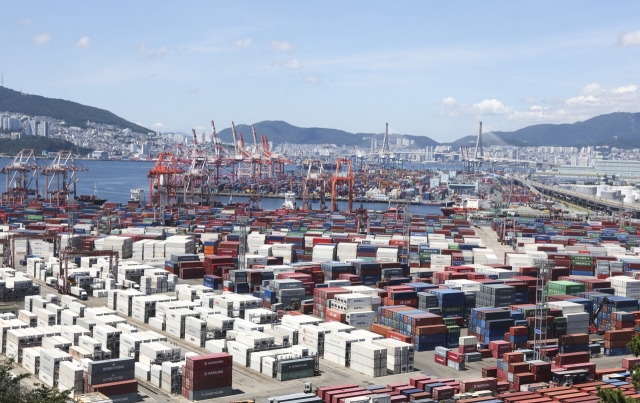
[2,1,640,141]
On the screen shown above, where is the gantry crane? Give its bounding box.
[41,151,88,205]
[302,159,326,211]
[330,158,354,211]
[0,149,40,205]
[148,152,184,206]
[58,248,119,295]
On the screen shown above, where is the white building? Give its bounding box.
[38,121,50,138]
[130,143,138,153]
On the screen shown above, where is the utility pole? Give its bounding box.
[533,258,554,361]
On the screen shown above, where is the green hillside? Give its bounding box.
[0,86,148,132]
[0,137,92,156]
[215,120,439,148]
[492,112,640,148]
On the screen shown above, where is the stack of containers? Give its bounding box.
[468,308,514,344]
[312,287,350,320]
[354,262,381,286]
[165,235,196,255]
[558,334,589,354]
[604,329,634,356]
[349,342,387,377]
[323,332,363,367]
[371,337,414,374]
[182,353,233,401]
[312,244,336,262]
[321,262,353,281]
[610,276,640,298]
[419,246,440,267]
[429,289,465,318]
[58,361,84,396]
[593,295,638,332]
[337,242,358,262]
[98,236,133,259]
[434,346,449,367]
[477,284,515,308]
[376,306,446,351]
[85,358,136,400]
[331,293,375,328]
[356,244,378,262]
[547,280,585,296]
[446,349,466,371]
[39,349,72,387]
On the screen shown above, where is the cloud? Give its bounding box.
[19,18,34,25]
[153,122,172,130]
[618,29,640,47]
[441,83,640,125]
[511,83,640,122]
[305,77,321,84]
[135,44,146,53]
[472,99,514,115]
[277,59,302,69]
[32,33,52,45]
[439,97,457,106]
[520,96,537,103]
[150,46,168,59]
[271,40,295,52]
[233,38,252,48]
[439,97,513,115]
[75,37,91,49]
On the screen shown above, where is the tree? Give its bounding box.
[627,334,640,358]
[0,358,73,403]
[596,386,639,403]
[630,365,640,392]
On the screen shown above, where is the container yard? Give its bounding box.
[1,163,640,403]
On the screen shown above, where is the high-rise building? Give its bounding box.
[24,120,32,135]
[130,143,138,153]
[141,143,150,155]
[3,117,21,131]
[38,121,50,138]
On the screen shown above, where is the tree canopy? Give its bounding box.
[0,358,73,403]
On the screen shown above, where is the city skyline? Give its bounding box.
[1,1,640,141]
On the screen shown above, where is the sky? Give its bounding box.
[2,1,640,141]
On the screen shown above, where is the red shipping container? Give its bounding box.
[183,365,232,381]
[186,353,232,370]
[434,354,447,365]
[183,375,232,391]
[91,379,138,396]
[317,384,358,401]
[447,351,463,363]
[432,386,454,399]
[555,352,590,366]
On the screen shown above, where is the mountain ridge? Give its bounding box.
[215,120,440,148]
[2,87,640,148]
[0,86,148,133]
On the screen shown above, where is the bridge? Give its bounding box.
[517,178,640,218]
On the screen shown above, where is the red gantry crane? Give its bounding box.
[330,157,354,211]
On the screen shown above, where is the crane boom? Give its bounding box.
[252,124,260,154]
[191,129,198,149]
[232,121,240,155]
[211,120,219,158]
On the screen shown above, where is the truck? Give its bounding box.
[70,286,88,300]
[119,279,140,291]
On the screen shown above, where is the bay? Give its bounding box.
[0,158,442,214]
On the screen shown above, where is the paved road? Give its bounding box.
[473,222,514,264]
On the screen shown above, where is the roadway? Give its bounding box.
[522,179,640,216]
